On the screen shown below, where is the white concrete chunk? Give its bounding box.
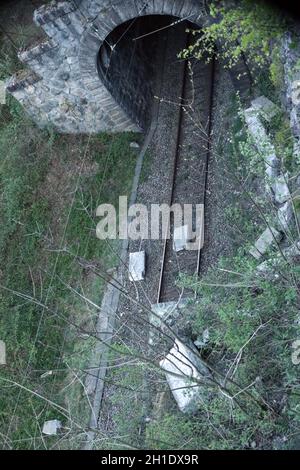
[130,141,140,149]
[278,201,294,231]
[173,225,190,252]
[40,370,53,379]
[194,328,210,348]
[274,174,290,204]
[249,227,282,260]
[160,339,212,414]
[244,111,279,191]
[42,419,62,436]
[149,300,188,346]
[250,96,280,121]
[129,251,145,281]
[0,340,6,365]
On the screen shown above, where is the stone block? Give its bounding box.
[249,227,282,260]
[42,419,62,436]
[0,340,6,365]
[130,141,140,149]
[160,339,212,414]
[250,96,280,122]
[129,251,145,282]
[173,225,194,252]
[274,174,290,204]
[278,201,294,231]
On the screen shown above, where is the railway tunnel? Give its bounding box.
[97,15,196,130]
[6,0,250,134]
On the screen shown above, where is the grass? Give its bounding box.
[0,93,138,448]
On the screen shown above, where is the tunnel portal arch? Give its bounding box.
[6,1,248,134]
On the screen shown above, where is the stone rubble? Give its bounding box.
[245,96,296,244]
[149,300,189,346]
[249,227,282,260]
[160,339,212,414]
[42,419,62,436]
[129,251,146,282]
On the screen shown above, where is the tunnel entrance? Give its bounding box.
[97,16,197,130]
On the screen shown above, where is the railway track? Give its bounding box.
[157,49,215,304]
[85,25,216,445]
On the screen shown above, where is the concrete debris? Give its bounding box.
[249,227,282,260]
[149,300,188,346]
[244,110,279,188]
[42,419,62,436]
[194,328,210,348]
[250,96,280,122]
[160,339,212,414]
[129,251,145,282]
[0,340,6,365]
[40,370,54,379]
[130,141,140,149]
[274,174,290,204]
[257,240,300,279]
[173,225,193,252]
[278,201,294,231]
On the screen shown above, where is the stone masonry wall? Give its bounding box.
[6,0,252,134]
[6,0,208,133]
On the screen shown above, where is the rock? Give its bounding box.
[274,174,290,204]
[257,239,300,279]
[0,340,6,365]
[244,102,285,198]
[265,154,279,186]
[130,141,140,149]
[250,96,280,122]
[244,110,279,191]
[278,201,294,231]
[129,251,145,282]
[194,328,210,348]
[40,370,53,379]
[42,419,62,436]
[160,339,212,414]
[149,300,188,346]
[293,139,300,165]
[249,227,282,260]
[173,225,192,252]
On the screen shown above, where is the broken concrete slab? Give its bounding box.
[160,339,212,414]
[194,328,210,349]
[278,200,294,231]
[129,251,145,282]
[244,111,279,188]
[0,340,6,365]
[173,225,192,252]
[149,300,189,346]
[250,96,280,122]
[130,141,140,149]
[40,370,54,379]
[257,240,300,280]
[42,419,62,436]
[249,227,282,260]
[274,173,290,204]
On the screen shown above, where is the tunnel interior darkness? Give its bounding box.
[97,15,196,130]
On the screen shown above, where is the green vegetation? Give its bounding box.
[0,95,137,448]
[143,90,300,450]
[181,0,287,85]
[1,0,299,453]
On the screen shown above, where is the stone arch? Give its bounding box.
[6,1,249,134]
[77,0,208,131]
